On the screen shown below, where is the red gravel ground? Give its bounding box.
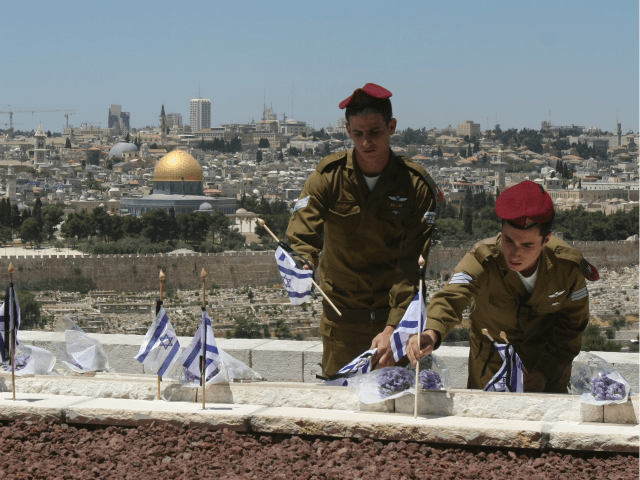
[0,420,637,479]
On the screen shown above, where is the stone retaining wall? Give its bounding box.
[0,240,636,291]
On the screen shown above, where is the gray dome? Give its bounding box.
[109,142,138,158]
[199,202,213,211]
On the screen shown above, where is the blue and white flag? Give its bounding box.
[484,343,524,393]
[134,306,182,378]
[0,288,21,363]
[178,310,221,385]
[275,246,313,305]
[323,348,378,386]
[390,288,426,362]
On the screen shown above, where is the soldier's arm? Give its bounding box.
[286,171,329,269]
[425,250,488,349]
[386,177,436,327]
[529,270,589,381]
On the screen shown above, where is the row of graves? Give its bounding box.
[0,220,636,415]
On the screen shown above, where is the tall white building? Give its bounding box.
[34,124,47,166]
[190,98,211,131]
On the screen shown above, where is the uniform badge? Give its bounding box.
[449,271,474,285]
[293,195,310,213]
[551,302,560,307]
[423,212,436,224]
[548,290,565,298]
[580,257,599,281]
[571,287,588,302]
[388,196,408,202]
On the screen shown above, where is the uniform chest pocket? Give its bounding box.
[329,201,360,218]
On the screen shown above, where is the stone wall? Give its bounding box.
[0,240,636,292]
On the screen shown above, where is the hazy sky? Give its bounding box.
[2,1,638,133]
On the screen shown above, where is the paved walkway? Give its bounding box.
[1,245,85,257]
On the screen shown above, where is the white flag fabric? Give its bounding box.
[483,343,524,393]
[275,246,313,305]
[0,289,21,363]
[134,307,182,378]
[323,348,377,386]
[177,310,221,385]
[390,289,426,362]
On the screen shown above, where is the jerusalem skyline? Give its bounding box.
[1,1,637,133]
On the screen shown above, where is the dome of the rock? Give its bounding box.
[153,150,203,182]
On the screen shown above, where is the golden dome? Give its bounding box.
[153,150,203,182]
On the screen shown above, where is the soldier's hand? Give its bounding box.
[370,325,396,369]
[407,330,438,367]
[523,370,547,392]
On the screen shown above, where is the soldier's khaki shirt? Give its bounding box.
[426,234,590,389]
[286,149,437,328]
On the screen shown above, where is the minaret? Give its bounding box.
[617,123,622,148]
[34,124,47,167]
[159,104,167,144]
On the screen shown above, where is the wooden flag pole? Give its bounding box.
[201,268,207,410]
[414,255,425,419]
[257,218,341,317]
[481,328,495,343]
[157,269,166,401]
[8,263,15,401]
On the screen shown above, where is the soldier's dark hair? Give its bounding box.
[345,99,393,125]
[503,214,555,240]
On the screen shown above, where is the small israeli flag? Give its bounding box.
[390,288,426,362]
[178,310,221,385]
[134,307,182,378]
[275,246,313,305]
[0,288,21,363]
[323,348,378,386]
[484,343,524,393]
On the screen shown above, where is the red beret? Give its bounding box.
[495,180,554,228]
[339,83,392,109]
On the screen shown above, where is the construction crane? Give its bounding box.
[64,112,74,129]
[0,105,75,130]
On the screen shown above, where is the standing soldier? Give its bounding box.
[286,83,440,376]
[408,181,595,392]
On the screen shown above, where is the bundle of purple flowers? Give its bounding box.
[377,368,414,398]
[419,369,442,390]
[590,371,626,401]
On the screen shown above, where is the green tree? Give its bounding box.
[256,150,263,163]
[16,290,41,329]
[141,209,172,243]
[274,319,293,339]
[65,137,71,148]
[233,316,263,339]
[20,217,42,247]
[258,138,270,148]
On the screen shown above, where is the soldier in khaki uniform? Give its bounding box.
[286,83,440,377]
[407,181,596,393]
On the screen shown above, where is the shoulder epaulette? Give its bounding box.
[398,156,445,203]
[547,236,600,281]
[316,151,347,173]
[472,236,500,263]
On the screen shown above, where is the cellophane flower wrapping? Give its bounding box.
[348,354,450,404]
[570,352,633,405]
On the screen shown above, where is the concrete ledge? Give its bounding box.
[2,373,637,425]
[0,389,637,452]
[15,332,640,392]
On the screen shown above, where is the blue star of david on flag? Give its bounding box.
[178,310,221,385]
[159,334,174,350]
[275,246,313,305]
[134,307,182,378]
